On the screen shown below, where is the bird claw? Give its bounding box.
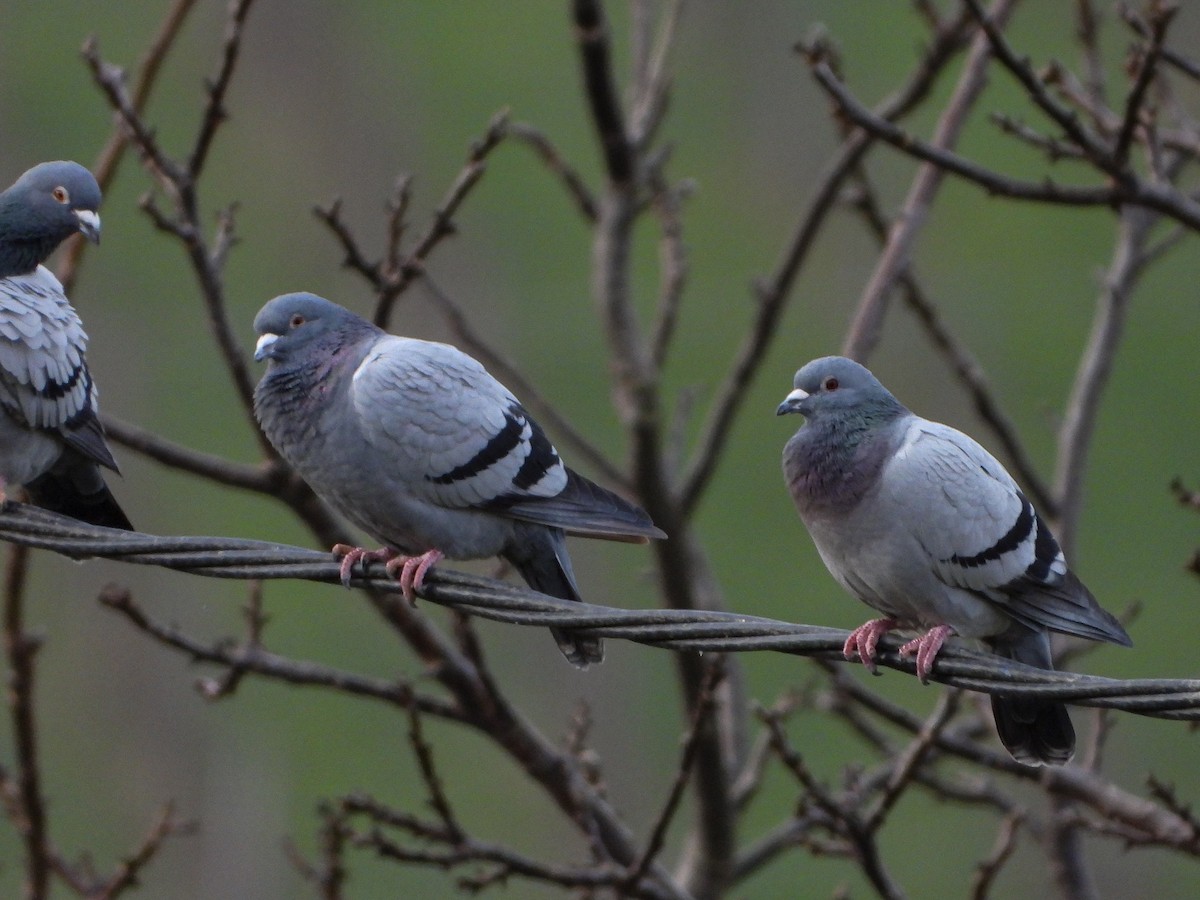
[897,624,955,684]
[332,544,398,588]
[843,618,898,675]
[384,549,444,604]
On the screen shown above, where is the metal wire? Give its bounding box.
[1,502,1193,719]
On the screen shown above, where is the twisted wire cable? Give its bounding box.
[1,502,1193,719]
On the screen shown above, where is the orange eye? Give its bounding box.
[289,314,306,328]
[52,186,69,204]
[823,376,839,391]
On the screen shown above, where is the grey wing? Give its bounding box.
[351,337,663,541]
[881,419,1128,644]
[352,336,570,509]
[494,467,665,542]
[0,269,117,471]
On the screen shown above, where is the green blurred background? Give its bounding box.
[1,2,1198,896]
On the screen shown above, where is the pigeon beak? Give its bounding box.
[254,333,279,362]
[75,209,101,244]
[776,387,809,416]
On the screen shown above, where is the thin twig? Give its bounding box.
[625,661,725,892]
[189,0,256,178]
[841,0,1011,361]
[962,0,1119,174]
[864,691,960,832]
[61,0,202,293]
[508,122,599,221]
[573,0,634,184]
[2,543,49,899]
[843,171,1057,515]
[406,705,464,842]
[807,57,1200,230]
[679,13,974,514]
[1054,205,1158,552]
[971,811,1025,899]
[92,802,194,900]
[1113,3,1174,167]
[96,585,465,722]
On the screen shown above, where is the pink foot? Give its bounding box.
[843,618,898,674]
[384,548,444,604]
[332,544,399,587]
[898,624,955,684]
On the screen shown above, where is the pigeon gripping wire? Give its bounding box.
[1,502,1194,721]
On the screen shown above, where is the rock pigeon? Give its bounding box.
[0,161,131,530]
[252,292,665,666]
[777,356,1131,765]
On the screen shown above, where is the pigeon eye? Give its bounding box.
[52,186,70,204]
[289,314,306,328]
[823,376,839,391]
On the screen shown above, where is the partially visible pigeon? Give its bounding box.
[777,356,1131,765]
[252,292,665,666]
[0,161,131,530]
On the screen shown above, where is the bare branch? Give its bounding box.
[508,122,599,221]
[1054,206,1158,550]
[963,0,1119,173]
[2,544,49,898]
[1120,2,1200,82]
[1113,2,1175,167]
[679,13,974,514]
[92,802,194,900]
[61,0,203,292]
[189,0,257,178]
[1074,0,1107,109]
[864,690,961,831]
[760,708,906,900]
[96,585,465,723]
[312,198,384,285]
[842,0,1018,362]
[625,661,724,892]
[101,414,274,493]
[971,811,1025,899]
[373,109,511,326]
[405,705,464,841]
[85,13,265,435]
[843,171,1057,515]
[572,0,633,184]
[628,0,683,149]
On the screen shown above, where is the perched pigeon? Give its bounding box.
[252,292,665,666]
[0,161,130,530]
[777,356,1131,765]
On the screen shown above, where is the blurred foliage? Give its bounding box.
[0,2,1197,897]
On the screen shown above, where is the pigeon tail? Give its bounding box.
[988,626,1074,766]
[504,524,603,668]
[25,467,132,531]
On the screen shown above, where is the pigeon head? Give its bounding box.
[776,356,905,423]
[0,162,102,274]
[253,292,378,367]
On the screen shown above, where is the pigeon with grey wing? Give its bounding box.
[0,161,131,530]
[252,292,665,667]
[777,356,1130,765]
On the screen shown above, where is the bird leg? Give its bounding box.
[843,618,898,674]
[332,543,400,588]
[384,549,444,604]
[898,624,955,684]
